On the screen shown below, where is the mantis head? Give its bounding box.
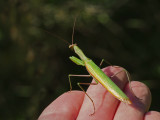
[69,43,77,51]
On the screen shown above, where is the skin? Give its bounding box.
[38,66,160,120]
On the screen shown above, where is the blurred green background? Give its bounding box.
[0,0,160,119]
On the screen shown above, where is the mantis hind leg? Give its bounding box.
[77,82,98,116]
[99,58,140,100]
[99,59,140,101]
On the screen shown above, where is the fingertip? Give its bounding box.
[126,81,152,112]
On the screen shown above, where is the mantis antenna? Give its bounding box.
[72,17,77,45]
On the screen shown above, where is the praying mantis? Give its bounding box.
[67,18,134,115]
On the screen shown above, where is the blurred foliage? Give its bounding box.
[0,0,160,119]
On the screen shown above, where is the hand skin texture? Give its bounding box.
[38,66,160,120]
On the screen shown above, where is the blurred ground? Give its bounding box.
[0,0,160,119]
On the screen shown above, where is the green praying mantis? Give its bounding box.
[67,18,133,115]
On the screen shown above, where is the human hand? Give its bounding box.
[38,66,160,120]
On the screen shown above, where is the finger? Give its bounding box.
[144,111,160,120]
[77,66,129,120]
[114,81,152,120]
[38,91,84,120]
